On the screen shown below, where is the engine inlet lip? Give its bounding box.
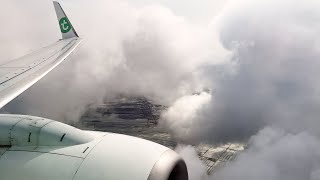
[147,149,188,180]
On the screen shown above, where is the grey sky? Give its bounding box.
[126,0,229,24]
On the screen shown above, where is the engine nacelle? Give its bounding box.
[0,114,188,180]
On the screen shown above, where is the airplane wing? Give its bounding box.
[0,1,81,109]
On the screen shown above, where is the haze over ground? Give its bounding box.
[2,0,320,179]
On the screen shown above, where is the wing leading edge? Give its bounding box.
[0,2,82,109]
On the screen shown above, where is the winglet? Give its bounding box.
[53,1,79,39]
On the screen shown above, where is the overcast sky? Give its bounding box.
[126,0,229,24]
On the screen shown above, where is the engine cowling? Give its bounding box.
[0,114,188,180]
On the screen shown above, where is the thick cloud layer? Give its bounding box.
[163,0,320,144]
[165,0,320,179]
[153,0,320,179]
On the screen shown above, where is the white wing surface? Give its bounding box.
[0,1,81,109]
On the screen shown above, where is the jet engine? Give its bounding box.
[0,114,188,180]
